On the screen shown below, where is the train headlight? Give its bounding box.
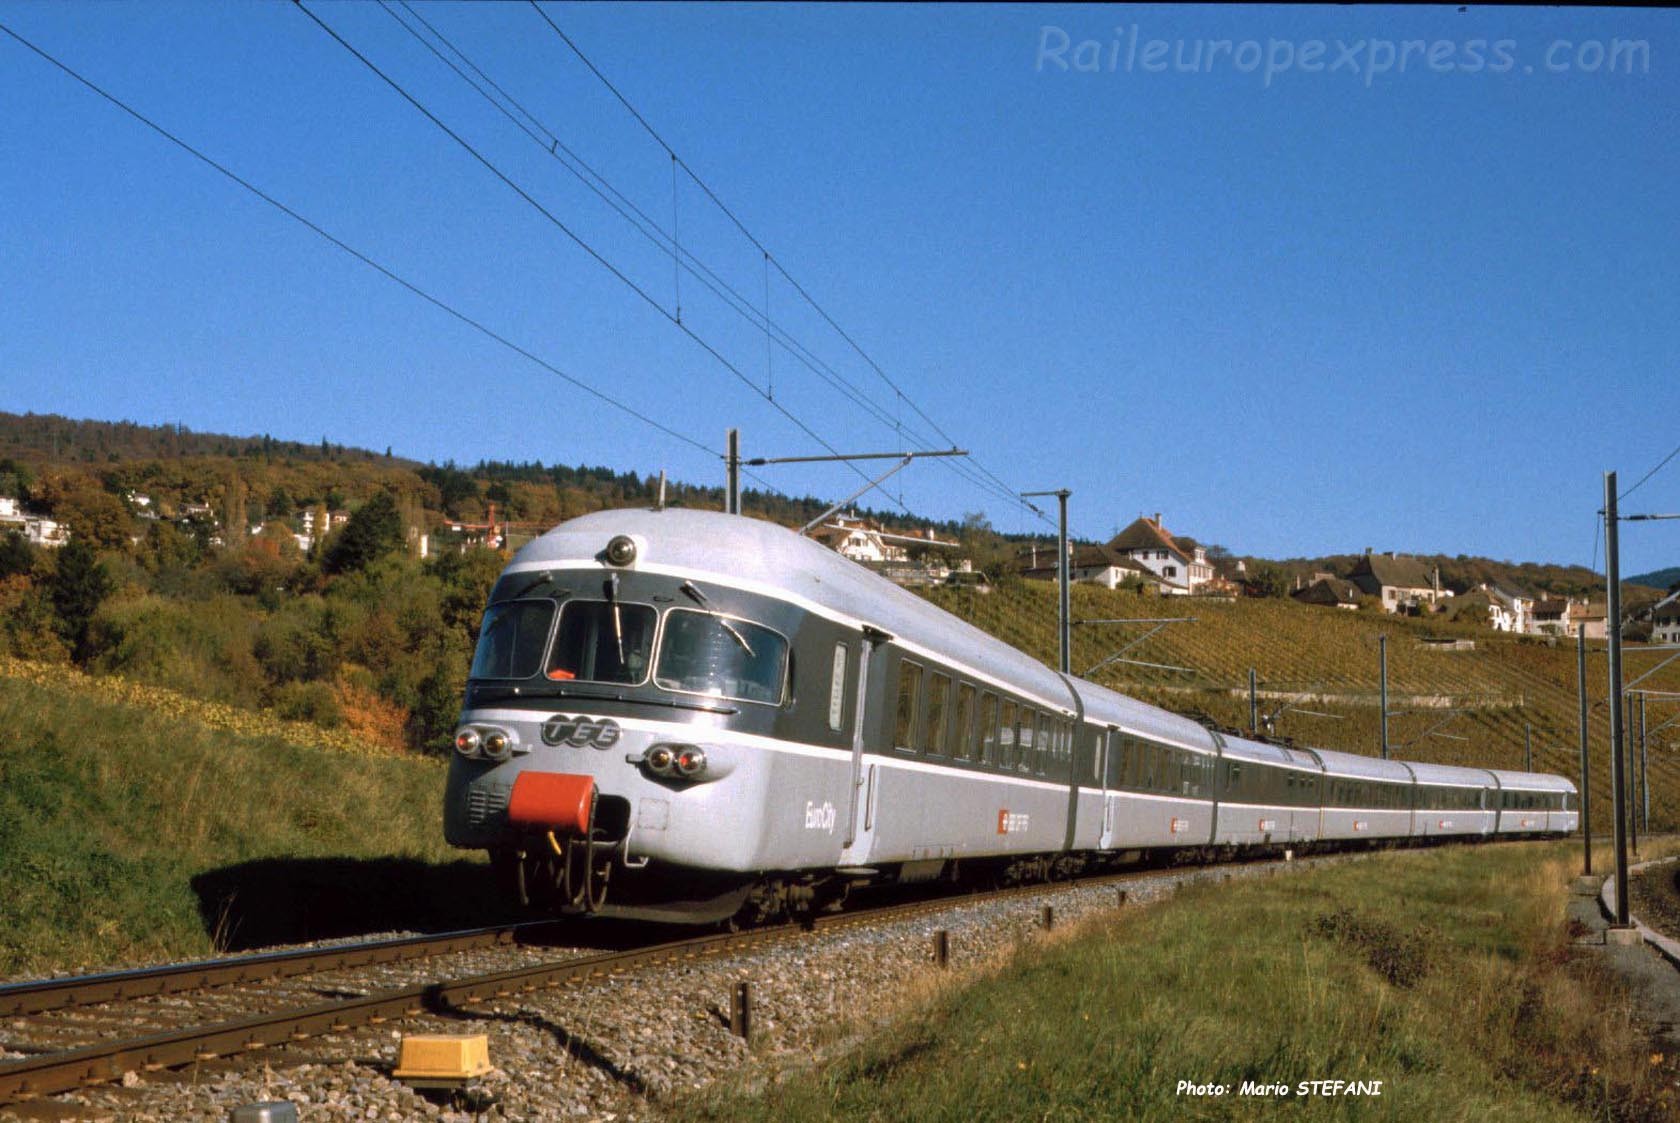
[454,728,482,758]
[645,745,676,776]
[675,747,708,778]
[481,729,512,761]
[604,535,637,567]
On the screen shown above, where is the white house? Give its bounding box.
[1477,583,1533,633]
[1654,596,1680,645]
[1021,543,1167,591]
[810,514,910,564]
[0,496,67,548]
[1105,514,1214,595]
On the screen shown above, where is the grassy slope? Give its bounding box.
[0,666,491,978]
[922,582,1680,830]
[682,843,1676,1123]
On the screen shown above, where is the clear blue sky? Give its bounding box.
[2,3,1676,575]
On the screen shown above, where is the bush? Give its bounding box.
[270,680,344,726]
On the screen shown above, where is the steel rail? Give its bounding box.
[0,921,565,1017]
[0,869,1164,1103]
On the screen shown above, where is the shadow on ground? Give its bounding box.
[191,857,517,950]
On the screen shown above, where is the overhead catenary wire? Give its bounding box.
[382,1,1032,516]
[1619,437,1680,503]
[377,2,992,497]
[0,20,795,498]
[294,0,914,515]
[524,0,1048,526]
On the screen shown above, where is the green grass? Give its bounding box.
[0,672,494,978]
[679,844,1676,1123]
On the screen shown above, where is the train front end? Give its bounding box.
[442,512,848,924]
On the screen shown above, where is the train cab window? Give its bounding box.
[976,692,999,763]
[545,600,657,685]
[471,599,557,680]
[951,683,977,759]
[654,609,787,703]
[829,645,853,732]
[925,673,952,756]
[894,661,923,751]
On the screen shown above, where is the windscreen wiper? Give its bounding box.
[499,571,566,602]
[604,573,625,664]
[715,617,755,657]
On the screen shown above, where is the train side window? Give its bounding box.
[894,660,923,752]
[1017,709,1037,773]
[977,692,999,764]
[828,644,848,733]
[998,700,1018,769]
[925,673,951,756]
[951,683,977,759]
[1035,714,1051,775]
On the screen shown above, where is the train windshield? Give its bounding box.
[655,609,788,705]
[546,600,657,685]
[470,600,555,679]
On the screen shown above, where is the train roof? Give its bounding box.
[508,509,1077,713]
[1218,733,1320,769]
[1486,768,1578,793]
[1406,761,1497,788]
[1311,747,1418,783]
[1069,682,1218,753]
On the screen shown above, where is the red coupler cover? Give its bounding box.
[506,772,596,834]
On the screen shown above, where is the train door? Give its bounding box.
[1099,727,1120,849]
[838,627,890,867]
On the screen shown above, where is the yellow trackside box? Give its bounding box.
[392,1034,493,1083]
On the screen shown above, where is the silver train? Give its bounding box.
[443,509,1578,924]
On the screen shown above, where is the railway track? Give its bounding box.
[0,864,1206,1106]
[0,922,568,1018]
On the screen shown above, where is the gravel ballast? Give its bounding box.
[4,857,1327,1123]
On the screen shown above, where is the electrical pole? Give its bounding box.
[725,429,740,515]
[1525,723,1532,772]
[1605,470,1629,927]
[1379,635,1389,760]
[1577,623,1591,876]
[1627,692,1639,856]
[1022,489,1071,674]
[1249,668,1258,735]
[1639,692,1649,835]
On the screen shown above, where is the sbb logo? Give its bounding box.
[997,810,1029,834]
[541,715,622,749]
